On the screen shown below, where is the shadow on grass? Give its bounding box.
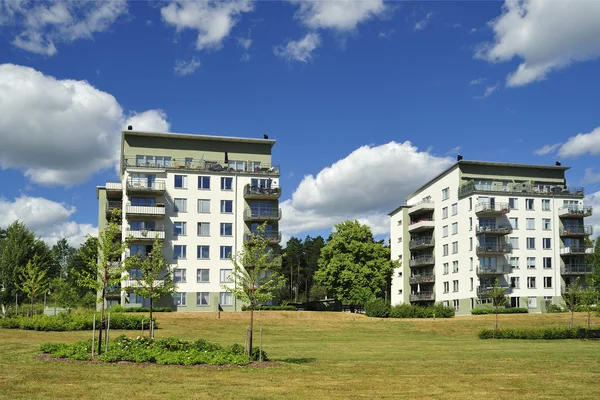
[279,357,316,364]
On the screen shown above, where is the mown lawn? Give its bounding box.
[1,311,599,399]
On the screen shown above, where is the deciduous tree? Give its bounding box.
[563,277,582,328]
[19,254,49,315]
[488,278,509,330]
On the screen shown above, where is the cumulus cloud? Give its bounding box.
[274,33,321,63]
[0,196,96,247]
[533,143,562,156]
[173,57,201,76]
[292,0,387,31]
[0,64,170,186]
[126,110,170,132]
[475,0,600,87]
[557,126,600,158]
[280,141,454,238]
[585,191,600,239]
[161,0,253,51]
[0,0,128,56]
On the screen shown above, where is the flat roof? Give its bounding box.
[388,205,408,216]
[122,130,276,146]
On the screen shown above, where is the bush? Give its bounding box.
[109,305,172,313]
[0,313,157,331]
[546,304,567,313]
[241,305,296,311]
[389,303,454,319]
[478,327,580,339]
[364,299,391,318]
[471,307,528,315]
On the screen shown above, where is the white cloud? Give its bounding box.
[0,64,170,186]
[585,191,600,239]
[378,29,395,39]
[533,143,562,156]
[474,83,499,99]
[583,168,600,185]
[557,126,600,158]
[173,57,201,76]
[451,23,462,29]
[292,0,387,31]
[475,0,600,87]
[161,0,253,51]
[445,146,462,156]
[274,33,321,63]
[280,141,454,238]
[0,196,96,247]
[413,11,434,31]
[1,0,128,56]
[469,78,486,85]
[237,36,252,61]
[126,110,170,133]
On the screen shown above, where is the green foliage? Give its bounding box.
[280,235,325,303]
[308,284,328,301]
[49,278,79,308]
[19,254,49,312]
[314,220,397,305]
[546,304,567,313]
[478,327,581,340]
[471,307,528,315]
[108,305,172,313]
[364,298,391,318]
[389,303,455,318]
[241,305,296,311]
[0,313,156,331]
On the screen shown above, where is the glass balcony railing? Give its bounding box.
[559,226,593,236]
[459,181,584,198]
[124,157,280,175]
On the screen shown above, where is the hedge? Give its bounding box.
[389,303,455,319]
[478,327,580,339]
[0,313,157,331]
[365,299,391,318]
[108,305,172,313]
[242,305,296,311]
[471,307,528,315]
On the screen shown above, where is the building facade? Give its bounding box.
[389,160,593,315]
[97,130,281,312]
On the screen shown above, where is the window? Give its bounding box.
[251,178,271,188]
[526,218,535,230]
[129,268,143,279]
[526,238,535,249]
[220,246,233,259]
[197,292,210,307]
[174,175,187,189]
[452,261,459,273]
[221,200,233,213]
[543,257,552,269]
[174,198,187,212]
[452,241,458,254]
[220,223,233,236]
[197,245,210,259]
[453,280,459,292]
[452,222,458,235]
[469,217,473,231]
[229,160,246,171]
[131,197,155,207]
[197,269,209,283]
[198,176,210,189]
[509,217,518,230]
[197,222,210,236]
[528,297,537,309]
[221,177,233,190]
[173,292,186,306]
[511,277,520,289]
[174,245,186,260]
[542,199,551,211]
[220,292,233,306]
[443,301,449,307]
[442,187,449,200]
[451,203,458,216]
[470,257,473,271]
[130,221,155,231]
[526,198,534,210]
[527,277,536,289]
[527,257,536,269]
[543,238,551,249]
[220,269,232,283]
[198,199,210,213]
[543,218,551,230]
[443,263,449,275]
[443,282,449,293]
[443,244,449,256]
[470,278,474,291]
[174,221,186,236]
[544,277,552,288]
[509,198,518,210]
[469,237,473,251]
[510,257,519,269]
[442,207,448,219]
[174,269,186,283]
[509,237,519,249]
[453,299,459,312]
[469,198,472,211]
[443,225,448,237]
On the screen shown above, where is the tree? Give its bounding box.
[282,237,303,300]
[580,280,599,329]
[51,238,76,279]
[591,237,600,292]
[19,254,49,315]
[314,220,397,306]
[75,222,129,355]
[70,236,99,300]
[126,236,177,328]
[222,224,285,358]
[488,278,509,331]
[303,235,325,301]
[563,277,582,328]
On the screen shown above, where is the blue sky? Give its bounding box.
[1,0,600,246]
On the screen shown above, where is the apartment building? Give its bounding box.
[97,130,281,312]
[389,160,593,315]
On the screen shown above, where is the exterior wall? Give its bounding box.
[390,208,409,305]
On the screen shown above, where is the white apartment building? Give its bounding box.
[97,130,281,312]
[389,160,593,315]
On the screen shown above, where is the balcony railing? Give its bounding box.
[243,208,282,221]
[409,256,435,267]
[106,201,122,215]
[407,200,435,216]
[127,251,150,259]
[475,225,511,235]
[244,231,282,244]
[476,265,512,275]
[126,179,166,192]
[561,265,594,275]
[409,237,434,250]
[559,247,593,255]
[559,226,593,236]
[558,206,593,218]
[409,274,435,284]
[410,292,435,302]
[126,228,165,241]
[562,285,589,294]
[106,182,122,191]
[244,185,282,199]
[458,181,584,199]
[408,218,435,232]
[476,244,512,255]
[125,204,166,217]
[475,202,510,215]
[477,286,511,298]
[124,157,280,176]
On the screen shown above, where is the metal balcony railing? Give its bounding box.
[561,265,594,275]
[126,179,166,192]
[409,256,435,267]
[477,286,511,297]
[475,202,510,215]
[407,200,435,216]
[244,185,282,198]
[124,157,280,175]
[559,247,593,255]
[126,228,165,241]
[125,204,166,217]
[244,231,282,243]
[458,181,584,199]
[476,244,512,254]
[409,237,434,250]
[559,226,593,236]
[558,206,593,217]
[476,265,512,275]
[475,225,511,235]
[410,292,435,302]
[409,274,435,284]
[243,208,282,221]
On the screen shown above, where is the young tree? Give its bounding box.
[591,237,600,292]
[314,220,397,306]
[580,280,599,329]
[488,278,509,331]
[126,236,177,325]
[563,277,582,328]
[19,254,49,315]
[75,222,129,355]
[222,224,285,358]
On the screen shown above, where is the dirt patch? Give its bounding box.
[35,354,281,369]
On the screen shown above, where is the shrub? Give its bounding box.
[546,304,566,313]
[364,298,391,318]
[478,327,580,339]
[0,313,156,331]
[389,303,454,318]
[471,307,528,315]
[241,305,296,311]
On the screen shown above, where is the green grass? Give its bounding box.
[1,311,600,399]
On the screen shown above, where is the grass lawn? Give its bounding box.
[1,311,599,399]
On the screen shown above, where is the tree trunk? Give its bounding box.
[98,269,107,355]
[149,296,153,337]
[290,265,293,299]
[31,294,34,316]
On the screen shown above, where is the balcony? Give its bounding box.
[243,207,282,222]
[409,256,435,268]
[126,228,165,241]
[124,157,280,176]
[477,286,511,298]
[126,179,166,193]
[244,185,282,200]
[125,204,166,218]
[559,226,593,237]
[475,225,511,236]
[106,201,122,217]
[410,292,435,302]
[409,274,435,285]
[476,244,512,255]
[476,265,512,276]
[408,218,435,233]
[558,206,593,218]
[105,182,123,199]
[244,231,282,244]
[409,237,434,250]
[561,264,594,275]
[475,202,510,216]
[458,181,584,199]
[559,247,593,256]
[407,200,435,216]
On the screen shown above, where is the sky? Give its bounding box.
[1,0,600,247]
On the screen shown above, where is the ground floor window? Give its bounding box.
[453,300,459,312]
[510,297,520,308]
[197,292,210,307]
[173,292,186,307]
[220,292,233,306]
[528,297,537,309]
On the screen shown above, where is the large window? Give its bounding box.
[527,277,536,289]
[451,203,458,216]
[197,245,210,259]
[442,207,448,219]
[221,200,233,213]
[527,257,536,269]
[135,155,172,167]
[173,292,186,306]
[131,197,155,207]
[526,218,535,230]
[197,222,210,236]
[221,177,233,190]
[220,223,233,236]
[229,160,246,171]
[543,218,551,230]
[542,199,551,211]
[130,221,155,231]
[174,198,187,212]
[442,187,449,200]
[544,277,552,288]
[174,269,186,283]
[442,225,448,237]
[198,199,210,213]
[196,292,210,307]
[220,246,233,259]
[198,176,210,189]
[543,238,551,249]
[174,221,186,236]
[174,175,188,189]
[220,292,233,306]
[173,245,186,260]
[220,269,232,283]
[197,269,209,283]
[452,222,458,235]
[251,178,271,188]
[452,241,458,254]
[526,198,534,210]
[543,257,552,269]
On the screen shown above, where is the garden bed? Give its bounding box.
[0,313,156,331]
